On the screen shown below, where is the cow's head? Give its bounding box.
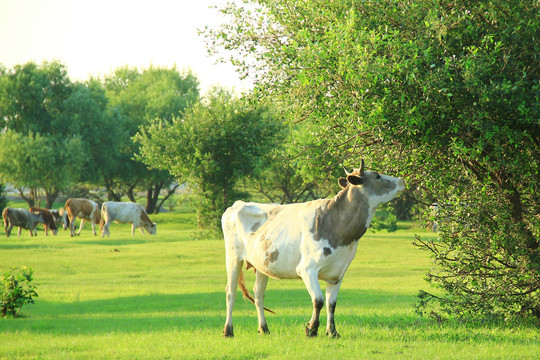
[145,222,157,235]
[339,160,406,208]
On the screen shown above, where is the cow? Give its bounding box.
[29,207,59,236]
[101,201,157,237]
[2,207,43,238]
[63,198,102,236]
[50,209,63,227]
[222,160,406,338]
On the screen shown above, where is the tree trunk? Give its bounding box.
[104,177,123,202]
[44,188,59,209]
[17,187,36,208]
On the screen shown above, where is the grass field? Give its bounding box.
[1,208,538,359]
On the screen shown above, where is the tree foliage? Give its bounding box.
[103,65,199,212]
[0,61,89,207]
[136,87,284,230]
[207,0,539,320]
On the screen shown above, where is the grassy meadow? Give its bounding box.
[0,204,538,359]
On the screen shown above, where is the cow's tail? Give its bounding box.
[2,208,8,228]
[238,268,276,314]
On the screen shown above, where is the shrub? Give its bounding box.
[1,267,38,318]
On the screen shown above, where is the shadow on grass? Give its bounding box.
[1,289,536,345]
[70,238,150,246]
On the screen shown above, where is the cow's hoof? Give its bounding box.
[258,324,270,335]
[305,326,318,337]
[326,331,341,339]
[223,325,234,338]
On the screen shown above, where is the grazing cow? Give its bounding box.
[63,198,102,236]
[2,207,43,238]
[50,209,63,227]
[222,160,406,338]
[29,207,58,236]
[101,201,157,237]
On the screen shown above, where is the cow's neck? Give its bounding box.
[311,185,372,248]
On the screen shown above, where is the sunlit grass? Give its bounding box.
[1,212,538,359]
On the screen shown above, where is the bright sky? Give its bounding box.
[0,0,249,94]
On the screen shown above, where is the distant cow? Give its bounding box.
[29,207,59,236]
[50,209,63,227]
[2,207,43,238]
[222,160,406,337]
[63,198,102,236]
[101,202,157,237]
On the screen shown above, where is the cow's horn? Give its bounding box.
[359,159,365,176]
[341,164,352,176]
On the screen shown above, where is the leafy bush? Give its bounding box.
[1,267,38,318]
[0,183,7,211]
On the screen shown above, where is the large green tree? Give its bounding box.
[136,87,284,230]
[207,0,539,320]
[0,61,89,207]
[103,65,199,212]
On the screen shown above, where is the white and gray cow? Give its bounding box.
[221,160,406,337]
[2,207,43,238]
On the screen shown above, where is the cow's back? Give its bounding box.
[66,198,97,220]
[103,202,144,224]
[223,201,308,279]
[4,208,36,228]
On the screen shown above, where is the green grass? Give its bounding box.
[1,211,538,359]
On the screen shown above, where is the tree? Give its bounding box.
[0,61,87,207]
[136,87,284,230]
[207,0,539,320]
[0,130,85,208]
[103,65,199,212]
[0,61,71,134]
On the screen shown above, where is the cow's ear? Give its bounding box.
[347,175,364,185]
[338,177,349,188]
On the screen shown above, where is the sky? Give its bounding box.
[0,0,250,94]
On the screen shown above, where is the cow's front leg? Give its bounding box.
[325,280,342,338]
[77,219,85,235]
[254,271,270,335]
[300,270,324,337]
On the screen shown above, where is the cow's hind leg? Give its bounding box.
[254,271,270,334]
[69,216,76,236]
[325,281,342,338]
[300,269,324,337]
[91,221,97,236]
[102,221,111,237]
[223,259,242,337]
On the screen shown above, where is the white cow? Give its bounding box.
[222,160,406,337]
[101,201,157,237]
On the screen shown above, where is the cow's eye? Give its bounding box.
[376,174,381,179]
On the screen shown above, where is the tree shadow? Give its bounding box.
[1,289,535,345]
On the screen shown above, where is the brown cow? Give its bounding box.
[30,207,59,236]
[63,198,102,236]
[2,207,42,238]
